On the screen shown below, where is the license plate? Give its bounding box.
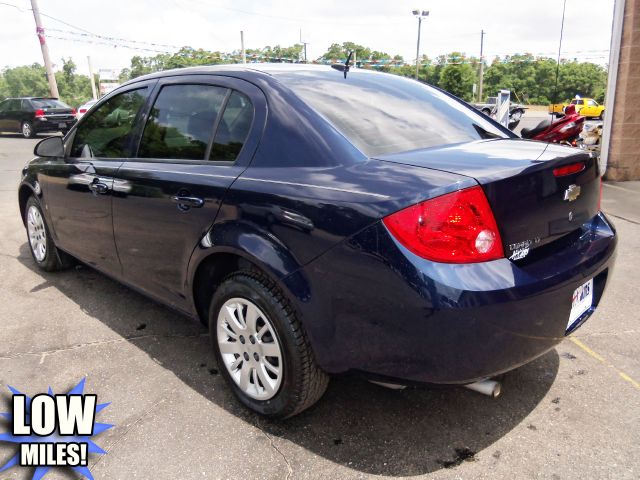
[58,122,67,128]
[568,278,593,330]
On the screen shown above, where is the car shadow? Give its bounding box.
[16,244,559,476]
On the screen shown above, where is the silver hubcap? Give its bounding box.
[22,123,31,137]
[217,298,283,400]
[27,205,47,262]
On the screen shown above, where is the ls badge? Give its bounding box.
[564,184,581,202]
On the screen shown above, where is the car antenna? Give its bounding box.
[331,51,353,79]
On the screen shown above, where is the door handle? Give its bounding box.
[89,181,109,195]
[171,195,204,210]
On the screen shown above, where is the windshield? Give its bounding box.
[273,69,509,157]
[31,98,70,109]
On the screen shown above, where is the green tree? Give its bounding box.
[438,53,476,100]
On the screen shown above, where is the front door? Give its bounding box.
[41,84,152,275]
[112,76,265,310]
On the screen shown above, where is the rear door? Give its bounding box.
[0,100,10,130]
[4,99,23,132]
[112,75,265,309]
[41,83,153,275]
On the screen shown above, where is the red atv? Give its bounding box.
[520,104,584,145]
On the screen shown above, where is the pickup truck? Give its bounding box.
[549,98,605,119]
[473,97,527,129]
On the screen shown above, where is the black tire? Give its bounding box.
[209,271,329,418]
[24,196,74,271]
[481,108,491,116]
[21,121,35,139]
[600,110,605,121]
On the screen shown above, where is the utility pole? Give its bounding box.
[240,31,246,64]
[87,56,97,100]
[30,0,59,98]
[412,10,429,80]
[299,29,309,63]
[478,29,485,102]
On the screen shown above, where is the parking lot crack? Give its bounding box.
[257,424,293,480]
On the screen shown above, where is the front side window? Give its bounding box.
[139,84,227,160]
[210,91,253,162]
[0,100,9,112]
[70,88,148,158]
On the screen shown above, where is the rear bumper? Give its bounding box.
[34,117,76,132]
[295,212,617,384]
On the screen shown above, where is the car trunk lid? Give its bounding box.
[376,139,600,260]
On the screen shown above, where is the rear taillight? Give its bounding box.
[79,108,87,114]
[382,186,504,263]
[71,108,77,115]
[34,109,45,118]
[553,162,585,177]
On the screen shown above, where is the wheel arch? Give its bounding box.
[18,183,36,225]
[189,223,310,325]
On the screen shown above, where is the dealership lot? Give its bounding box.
[0,135,638,479]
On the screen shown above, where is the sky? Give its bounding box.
[0,0,615,76]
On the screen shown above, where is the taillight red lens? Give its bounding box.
[34,109,45,118]
[553,162,585,177]
[71,108,77,115]
[383,186,504,263]
[79,108,87,113]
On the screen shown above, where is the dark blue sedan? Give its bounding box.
[19,64,616,417]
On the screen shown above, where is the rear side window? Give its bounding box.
[210,91,253,162]
[139,84,227,160]
[31,99,70,109]
[70,88,148,158]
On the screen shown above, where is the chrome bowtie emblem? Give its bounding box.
[564,184,581,202]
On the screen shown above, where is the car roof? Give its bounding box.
[121,63,381,86]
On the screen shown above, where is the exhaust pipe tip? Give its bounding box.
[463,379,501,398]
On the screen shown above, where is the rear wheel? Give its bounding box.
[25,196,73,271]
[21,121,35,138]
[210,271,329,418]
[600,110,605,121]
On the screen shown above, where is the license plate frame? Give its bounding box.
[568,278,593,331]
[58,122,67,129]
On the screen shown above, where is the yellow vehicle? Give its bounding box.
[549,97,605,119]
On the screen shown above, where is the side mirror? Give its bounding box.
[34,136,64,158]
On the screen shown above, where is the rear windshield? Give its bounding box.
[274,70,509,157]
[30,99,70,109]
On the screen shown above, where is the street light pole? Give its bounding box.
[412,10,429,80]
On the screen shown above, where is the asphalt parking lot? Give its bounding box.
[0,134,638,479]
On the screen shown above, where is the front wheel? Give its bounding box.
[210,271,329,418]
[25,196,73,271]
[21,121,35,138]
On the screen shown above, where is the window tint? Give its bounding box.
[576,99,584,105]
[210,91,253,162]
[21,100,31,110]
[70,88,147,158]
[0,101,9,112]
[31,99,70,109]
[274,70,508,157]
[139,84,227,160]
[8,99,21,110]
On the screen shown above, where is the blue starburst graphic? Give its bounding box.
[0,378,113,480]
